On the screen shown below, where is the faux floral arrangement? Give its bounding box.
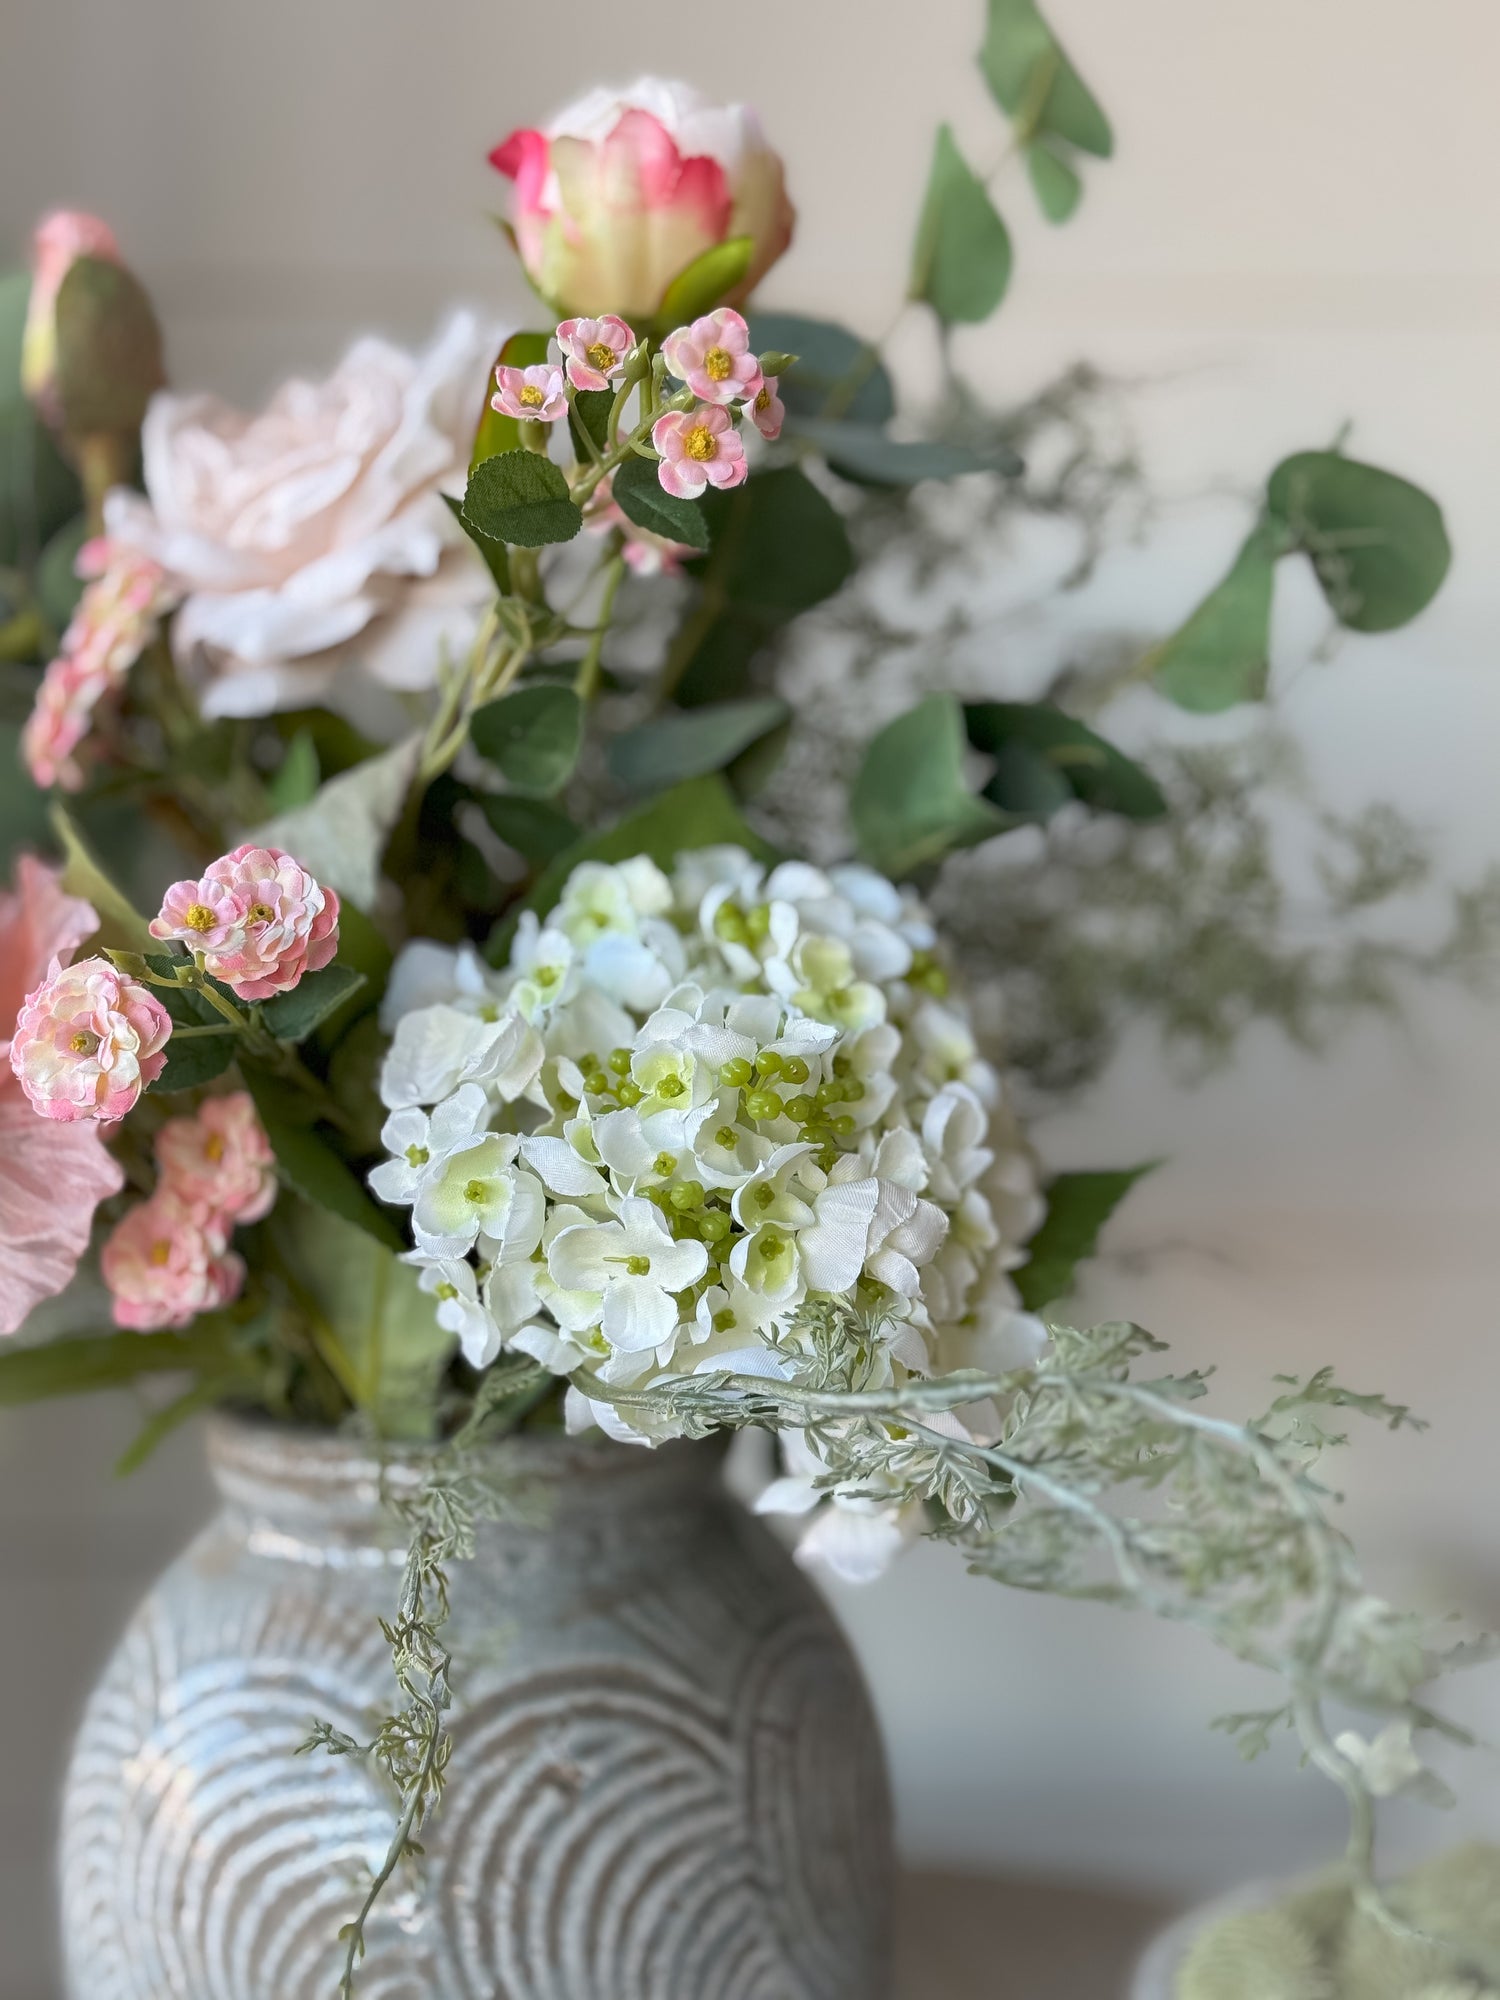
[0,9,1480,1994]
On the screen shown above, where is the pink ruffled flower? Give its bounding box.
[651,405,748,500]
[661,308,762,407]
[491,363,568,424]
[556,315,635,392]
[583,473,698,577]
[155,1091,277,1230]
[21,210,121,415]
[0,858,123,1335]
[101,1190,244,1332]
[21,656,96,792]
[9,956,172,1124]
[747,376,786,442]
[150,844,339,1002]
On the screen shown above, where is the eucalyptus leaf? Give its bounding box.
[749,311,895,427]
[251,733,421,911]
[965,702,1167,820]
[478,794,579,868]
[1267,450,1451,633]
[35,514,89,634]
[470,331,549,467]
[1154,519,1279,713]
[655,236,754,330]
[1027,140,1083,222]
[469,682,583,797]
[263,728,321,813]
[611,453,711,551]
[607,696,789,792]
[979,0,1114,158]
[0,724,50,868]
[49,802,154,952]
[910,125,1013,325]
[851,693,1010,878]
[441,491,510,593]
[463,448,582,549]
[242,1069,402,1251]
[697,466,854,616]
[1013,1165,1156,1310]
[259,964,367,1042]
[790,418,1021,486]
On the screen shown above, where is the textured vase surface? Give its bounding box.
[59,1413,894,2000]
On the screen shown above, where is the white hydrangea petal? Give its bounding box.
[794,1501,909,1584]
[602,1277,677,1351]
[520,1135,607,1197]
[797,1177,880,1293]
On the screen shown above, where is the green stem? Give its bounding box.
[575,552,626,703]
[570,385,694,510]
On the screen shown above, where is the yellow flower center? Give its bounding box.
[519,383,546,409]
[712,1307,737,1332]
[625,1255,651,1276]
[704,346,733,382]
[68,1029,98,1054]
[585,341,615,372]
[435,1281,458,1301]
[204,1133,225,1163]
[754,386,770,413]
[656,1074,686,1099]
[405,1144,429,1168]
[653,1152,678,1177]
[149,1239,171,1267]
[248,901,275,925]
[463,1178,489,1204]
[684,425,717,463]
[184,902,217,932]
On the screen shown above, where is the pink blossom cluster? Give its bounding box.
[101,1092,275,1332]
[22,538,177,791]
[654,309,782,499]
[150,845,341,1001]
[9,956,172,1123]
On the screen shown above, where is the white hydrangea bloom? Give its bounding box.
[372,846,1042,1578]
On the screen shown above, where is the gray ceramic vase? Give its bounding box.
[59,1413,894,2000]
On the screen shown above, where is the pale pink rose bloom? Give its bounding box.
[20,210,121,414]
[101,1190,244,1332]
[747,376,786,441]
[155,1090,277,1230]
[491,362,569,424]
[661,308,762,407]
[9,955,171,1123]
[490,79,794,321]
[583,474,697,577]
[651,406,748,500]
[555,315,635,392]
[150,844,339,1001]
[0,858,123,1333]
[101,313,502,718]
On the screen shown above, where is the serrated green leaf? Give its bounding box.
[851,693,1010,878]
[1154,519,1279,713]
[655,236,754,331]
[965,701,1167,820]
[463,449,582,549]
[470,331,550,468]
[477,794,579,867]
[1027,139,1083,221]
[607,696,789,792]
[1013,1165,1156,1310]
[264,728,321,813]
[910,126,1013,326]
[979,0,1114,158]
[749,312,895,427]
[258,964,367,1042]
[149,1026,237,1093]
[469,682,583,797]
[442,491,510,593]
[1266,450,1451,633]
[242,1069,402,1251]
[569,387,613,461]
[611,452,711,551]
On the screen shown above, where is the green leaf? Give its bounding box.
[850,694,1010,878]
[469,682,583,797]
[0,724,50,868]
[49,802,155,952]
[442,491,510,594]
[470,331,550,468]
[250,733,421,911]
[910,126,1013,326]
[1154,519,1279,713]
[965,702,1167,820]
[749,312,895,427]
[0,1322,239,1406]
[611,452,711,551]
[979,0,1114,158]
[1027,139,1083,222]
[607,696,789,792]
[150,1026,237,1093]
[569,387,614,461]
[0,269,83,575]
[697,466,854,618]
[1266,450,1451,633]
[788,419,1021,486]
[242,1069,402,1250]
[264,728,321,813]
[477,793,579,867]
[53,254,165,435]
[1013,1165,1155,1311]
[279,1200,453,1436]
[463,449,582,549]
[655,236,754,330]
[259,964,368,1042]
[35,514,89,634]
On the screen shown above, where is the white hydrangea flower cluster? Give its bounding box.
[370,846,1046,1577]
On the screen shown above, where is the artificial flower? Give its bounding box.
[650,405,748,499]
[661,308,762,407]
[410,1133,545,1259]
[489,78,794,321]
[20,209,120,415]
[746,376,785,441]
[101,1190,244,1332]
[150,844,339,1001]
[547,1197,709,1353]
[555,315,634,391]
[368,1084,491,1208]
[491,362,568,424]
[154,1091,277,1230]
[10,955,171,1123]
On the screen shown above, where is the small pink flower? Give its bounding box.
[150,845,339,1002]
[583,473,698,577]
[156,1090,277,1230]
[101,1190,244,1332]
[651,405,748,500]
[746,376,785,441]
[491,362,569,424]
[21,657,97,792]
[9,956,172,1123]
[555,315,635,392]
[661,308,762,407]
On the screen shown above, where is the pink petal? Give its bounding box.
[0,1082,122,1334]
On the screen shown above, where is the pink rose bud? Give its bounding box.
[20,210,121,415]
[155,1090,277,1231]
[555,315,635,392]
[150,845,339,1002]
[746,376,786,442]
[9,956,172,1123]
[491,362,569,424]
[650,405,749,500]
[489,79,794,322]
[101,1190,245,1332]
[661,308,763,408]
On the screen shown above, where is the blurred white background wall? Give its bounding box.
[3,0,1500,1990]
